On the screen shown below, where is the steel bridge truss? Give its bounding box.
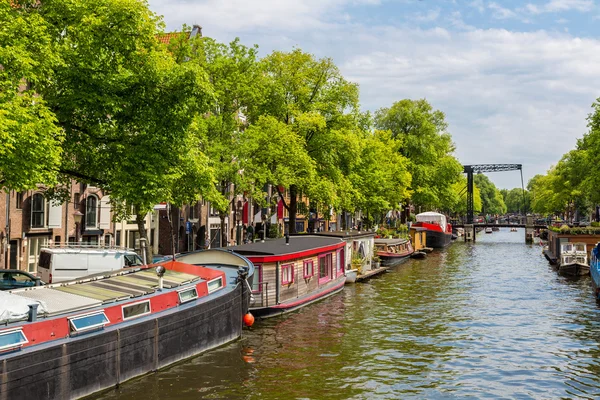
[463,164,525,224]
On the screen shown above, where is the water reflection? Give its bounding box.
[96,230,600,399]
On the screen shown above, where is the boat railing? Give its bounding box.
[250,282,269,308]
[44,242,137,252]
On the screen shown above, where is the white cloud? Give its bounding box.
[469,0,486,13]
[524,0,595,14]
[488,2,518,19]
[413,8,441,23]
[148,0,600,188]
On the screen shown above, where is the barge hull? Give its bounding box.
[0,284,247,400]
[425,230,453,248]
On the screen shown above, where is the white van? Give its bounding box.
[38,248,144,283]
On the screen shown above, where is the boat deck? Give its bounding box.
[10,268,203,317]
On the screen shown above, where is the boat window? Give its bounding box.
[282,264,294,285]
[122,300,151,320]
[252,265,262,293]
[178,287,198,304]
[69,312,109,333]
[303,260,314,278]
[0,329,28,352]
[207,277,223,293]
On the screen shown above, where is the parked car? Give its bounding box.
[0,269,43,291]
[38,248,144,283]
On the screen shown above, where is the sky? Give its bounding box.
[148,0,600,189]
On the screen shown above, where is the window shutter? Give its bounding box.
[48,200,63,228]
[99,196,111,229]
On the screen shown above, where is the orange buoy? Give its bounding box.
[243,313,255,327]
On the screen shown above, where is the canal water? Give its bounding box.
[95,229,600,399]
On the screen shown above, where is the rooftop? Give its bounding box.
[228,236,343,257]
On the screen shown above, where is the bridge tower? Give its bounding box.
[462,164,526,242]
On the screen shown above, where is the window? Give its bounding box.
[69,312,109,333]
[116,231,121,246]
[303,260,314,278]
[281,263,294,285]
[252,265,262,292]
[104,235,111,247]
[189,202,198,220]
[319,253,333,283]
[178,287,198,304]
[15,192,23,209]
[0,329,28,352]
[207,277,223,293]
[31,193,45,228]
[86,195,98,228]
[73,193,80,210]
[122,300,151,320]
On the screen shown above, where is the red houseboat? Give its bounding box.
[229,236,346,318]
[412,212,453,248]
[0,250,253,399]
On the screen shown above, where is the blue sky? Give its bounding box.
[148,0,600,189]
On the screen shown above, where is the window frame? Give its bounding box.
[318,253,333,284]
[68,311,110,333]
[252,265,263,293]
[15,192,23,210]
[281,263,294,285]
[303,260,314,279]
[207,276,224,293]
[85,195,98,229]
[177,286,199,304]
[122,300,151,321]
[31,193,45,228]
[0,329,28,352]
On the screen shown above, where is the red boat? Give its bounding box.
[412,212,453,248]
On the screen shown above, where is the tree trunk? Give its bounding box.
[289,185,298,234]
[135,211,152,265]
[220,211,227,247]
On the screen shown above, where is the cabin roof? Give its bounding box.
[228,236,343,257]
[410,227,427,232]
[310,231,375,240]
[375,238,410,245]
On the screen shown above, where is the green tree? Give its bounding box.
[189,37,264,246]
[38,0,215,261]
[374,99,463,213]
[450,176,482,215]
[258,49,359,233]
[501,188,530,214]
[473,174,507,215]
[0,0,63,190]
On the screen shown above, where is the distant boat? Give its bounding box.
[558,242,589,276]
[485,227,493,234]
[374,238,414,266]
[412,212,453,248]
[510,227,518,232]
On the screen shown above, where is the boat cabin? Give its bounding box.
[313,231,376,274]
[409,227,427,251]
[560,242,587,265]
[229,236,346,318]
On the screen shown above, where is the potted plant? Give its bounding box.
[372,255,381,269]
[351,253,364,274]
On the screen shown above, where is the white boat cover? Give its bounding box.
[415,212,448,233]
[0,290,48,323]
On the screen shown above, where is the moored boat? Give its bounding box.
[412,212,453,248]
[558,242,590,276]
[228,236,346,318]
[591,244,600,299]
[374,238,414,266]
[0,250,254,400]
[485,227,493,234]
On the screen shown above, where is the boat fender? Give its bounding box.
[243,313,255,327]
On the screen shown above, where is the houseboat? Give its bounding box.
[229,236,346,318]
[374,238,414,266]
[313,230,376,279]
[0,250,254,400]
[412,212,453,248]
[558,242,589,276]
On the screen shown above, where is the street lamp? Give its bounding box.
[73,211,83,244]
